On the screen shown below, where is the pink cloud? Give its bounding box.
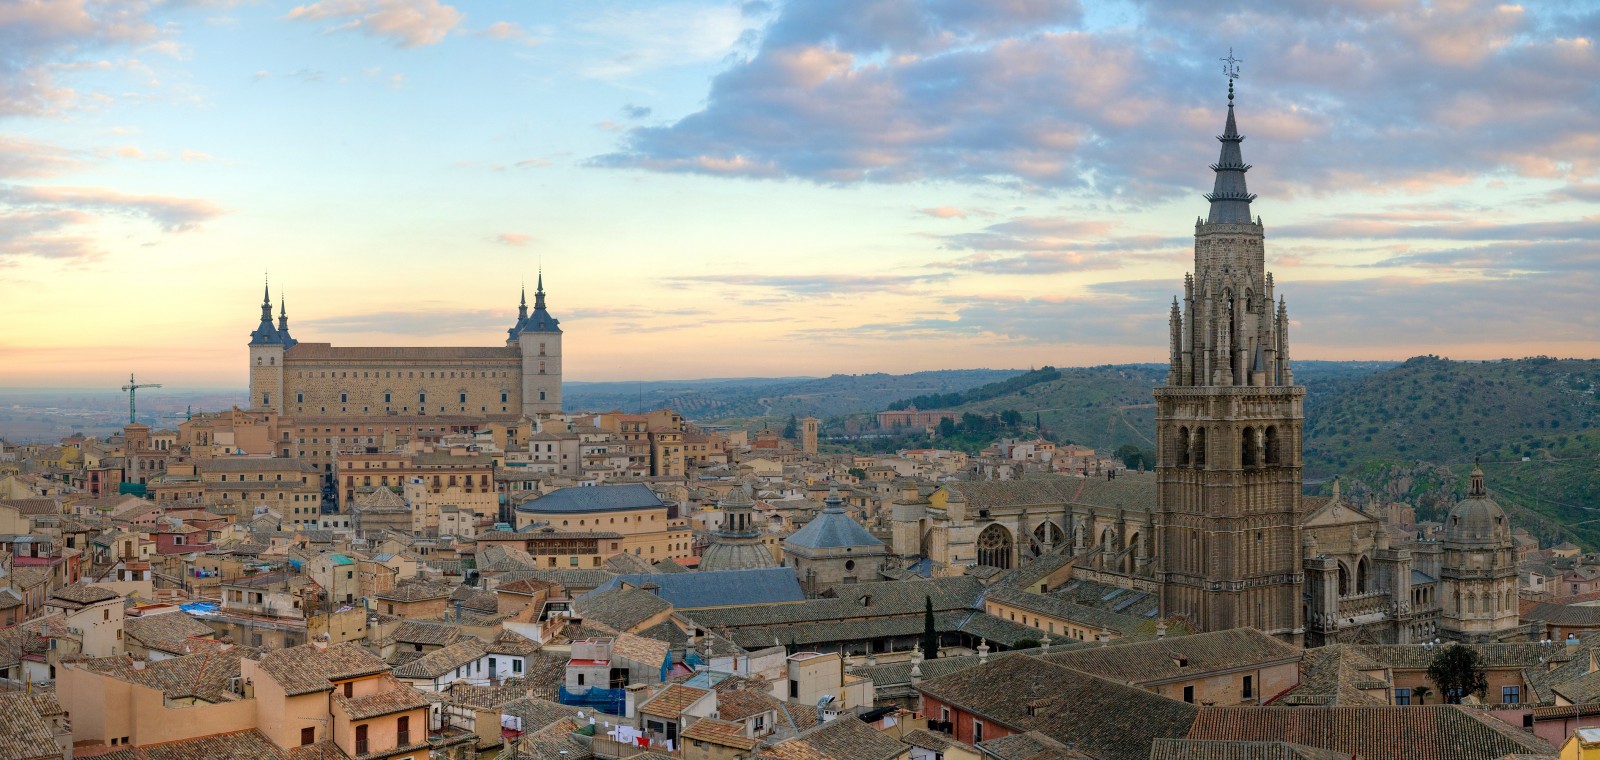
[919,206,968,219]
[285,0,462,48]
[496,232,532,246]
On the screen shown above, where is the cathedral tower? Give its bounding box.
[1154,77,1306,642]
[507,272,563,417]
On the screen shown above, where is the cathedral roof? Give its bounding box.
[698,540,778,572]
[784,487,884,551]
[508,272,562,339]
[1443,463,1510,545]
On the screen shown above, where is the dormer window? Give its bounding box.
[1174,656,1189,668]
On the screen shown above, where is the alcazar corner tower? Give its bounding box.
[247,274,563,423]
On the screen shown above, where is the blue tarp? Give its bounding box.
[559,685,625,716]
[180,602,218,615]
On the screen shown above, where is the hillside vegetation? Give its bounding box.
[1304,356,1600,548]
[564,369,1021,422]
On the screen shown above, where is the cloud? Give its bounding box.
[0,136,80,179]
[0,0,167,116]
[622,104,652,120]
[496,232,532,246]
[668,272,952,296]
[0,209,99,264]
[918,206,968,219]
[595,0,1600,201]
[284,0,463,48]
[573,4,755,80]
[0,185,224,232]
[478,20,536,46]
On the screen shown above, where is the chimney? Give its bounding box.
[977,639,989,664]
[624,684,647,718]
[1156,622,1168,639]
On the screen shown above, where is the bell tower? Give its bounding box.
[1154,69,1305,643]
[508,272,563,417]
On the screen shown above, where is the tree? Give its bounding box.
[937,418,958,439]
[782,414,798,439]
[921,596,939,660]
[1427,644,1488,703]
[1115,444,1155,470]
[1013,639,1040,650]
[1411,685,1432,705]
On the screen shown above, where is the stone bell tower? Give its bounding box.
[1154,74,1306,643]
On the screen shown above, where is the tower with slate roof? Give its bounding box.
[506,271,563,417]
[249,278,287,413]
[1154,73,1306,643]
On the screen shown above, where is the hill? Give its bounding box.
[885,361,1398,456]
[1303,356,1600,548]
[564,369,1022,422]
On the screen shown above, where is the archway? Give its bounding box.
[1356,557,1370,594]
[1030,521,1064,556]
[977,524,1013,570]
[1241,427,1258,467]
[1337,562,1350,596]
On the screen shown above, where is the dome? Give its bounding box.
[1444,464,1510,545]
[699,541,777,571]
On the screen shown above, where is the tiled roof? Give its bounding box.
[332,675,429,720]
[286,344,518,360]
[487,629,542,656]
[0,498,60,516]
[1184,705,1555,760]
[1524,602,1600,627]
[80,644,256,703]
[943,474,1156,513]
[500,696,581,732]
[1276,645,1391,706]
[447,679,538,709]
[685,576,983,629]
[136,729,290,760]
[917,653,1197,760]
[571,587,672,631]
[602,552,656,574]
[639,684,710,719]
[1040,628,1300,685]
[1356,643,1556,670]
[0,692,60,760]
[255,643,388,696]
[652,557,694,574]
[585,568,805,610]
[1150,738,1355,760]
[124,613,214,654]
[978,731,1095,759]
[681,718,759,750]
[374,579,455,603]
[759,715,908,760]
[393,639,487,680]
[515,484,665,514]
[50,582,122,605]
[386,620,463,647]
[353,488,405,509]
[986,586,1151,636]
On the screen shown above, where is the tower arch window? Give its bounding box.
[1193,428,1207,467]
[977,524,1013,570]
[1178,426,1190,465]
[1356,556,1370,594]
[1241,427,1258,467]
[1264,426,1280,465]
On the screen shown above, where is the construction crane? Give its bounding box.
[120,373,162,424]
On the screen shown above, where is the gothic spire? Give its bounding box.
[518,282,529,320]
[534,268,546,310]
[1204,78,1256,224]
[260,275,273,322]
[250,275,282,346]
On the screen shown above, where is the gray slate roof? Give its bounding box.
[515,483,665,514]
[584,568,804,610]
[784,507,884,551]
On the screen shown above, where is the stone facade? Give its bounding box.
[247,277,562,424]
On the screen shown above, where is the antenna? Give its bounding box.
[1220,48,1242,80]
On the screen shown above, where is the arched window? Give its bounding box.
[1356,557,1369,594]
[1337,562,1350,596]
[1264,426,1280,465]
[1193,428,1207,467]
[1241,427,1258,467]
[977,525,1013,570]
[1178,426,1190,466]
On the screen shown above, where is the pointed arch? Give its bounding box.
[1337,562,1350,597]
[1193,428,1207,467]
[1356,556,1370,594]
[1241,426,1258,467]
[1264,426,1280,465]
[1178,426,1191,465]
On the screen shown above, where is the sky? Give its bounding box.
[1,0,1597,388]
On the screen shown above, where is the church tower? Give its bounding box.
[1154,74,1306,642]
[1438,462,1519,642]
[248,279,286,414]
[507,273,563,417]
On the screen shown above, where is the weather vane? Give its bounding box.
[1221,48,1242,80]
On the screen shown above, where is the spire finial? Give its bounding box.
[263,272,271,305]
